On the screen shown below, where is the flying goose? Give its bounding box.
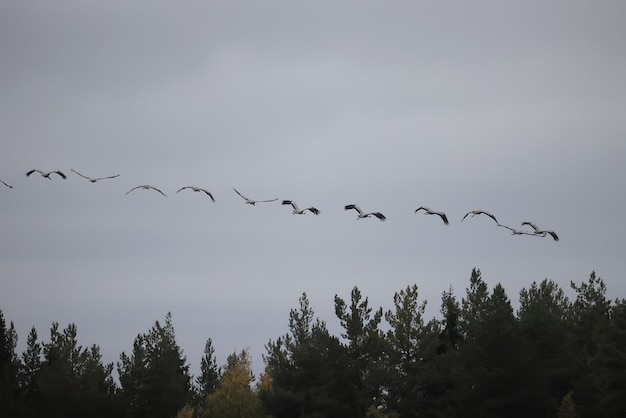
[461,209,499,224]
[177,186,215,202]
[344,204,386,221]
[233,188,278,205]
[282,200,320,215]
[521,221,559,241]
[71,169,119,183]
[26,169,67,180]
[415,206,449,225]
[125,185,166,196]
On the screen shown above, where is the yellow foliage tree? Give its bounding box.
[206,348,264,418]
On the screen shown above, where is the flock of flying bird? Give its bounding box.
[1,168,559,241]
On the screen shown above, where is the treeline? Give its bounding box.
[1,269,625,417]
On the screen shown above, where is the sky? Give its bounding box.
[1,0,625,381]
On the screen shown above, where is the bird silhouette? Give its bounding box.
[521,221,559,241]
[233,188,277,205]
[71,169,119,183]
[177,186,215,202]
[415,206,449,225]
[125,185,166,196]
[282,200,320,215]
[26,169,66,180]
[461,209,499,224]
[344,204,386,221]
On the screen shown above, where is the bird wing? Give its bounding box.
[305,207,320,215]
[148,186,166,196]
[345,204,363,215]
[415,206,429,214]
[233,188,250,201]
[0,179,12,188]
[256,198,278,203]
[53,171,67,179]
[199,189,215,202]
[282,200,297,210]
[95,174,120,181]
[521,221,539,231]
[125,186,142,195]
[437,212,449,225]
[176,187,190,193]
[483,211,498,224]
[70,169,91,180]
[461,212,472,221]
[369,212,386,221]
[544,231,559,241]
[26,169,42,177]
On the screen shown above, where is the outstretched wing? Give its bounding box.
[233,188,250,201]
[125,186,142,195]
[52,171,67,179]
[148,185,166,196]
[94,174,120,181]
[368,212,386,221]
[0,179,12,189]
[437,212,449,225]
[345,204,363,215]
[521,221,540,232]
[305,207,320,215]
[255,198,278,203]
[26,169,43,177]
[70,168,91,180]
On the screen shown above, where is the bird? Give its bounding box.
[461,209,499,224]
[282,200,320,215]
[1,179,12,189]
[125,185,166,196]
[233,188,278,205]
[71,168,120,183]
[521,221,559,241]
[498,224,544,237]
[344,204,386,221]
[415,206,449,225]
[26,169,67,180]
[177,186,215,202]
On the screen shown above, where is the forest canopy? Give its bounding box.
[1,269,624,417]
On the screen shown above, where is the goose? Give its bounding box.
[125,185,166,196]
[71,169,119,183]
[1,179,12,189]
[344,204,386,221]
[177,186,215,202]
[461,209,499,224]
[26,169,66,180]
[415,206,449,225]
[521,221,559,241]
[282,200,320,215]
[233,188,278,205]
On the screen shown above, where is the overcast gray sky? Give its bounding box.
[2,0,625,380]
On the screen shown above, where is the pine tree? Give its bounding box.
[118,312,191,418]
[0,309,19,415]
[262,293,354,417]
[335,286,385,417]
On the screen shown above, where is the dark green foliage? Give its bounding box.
[262,293,356,417]
[117,312,191,418]
[3,270,626,418]
[37,322,116,418]
[335,287,385,417]
[0,310,19,415]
